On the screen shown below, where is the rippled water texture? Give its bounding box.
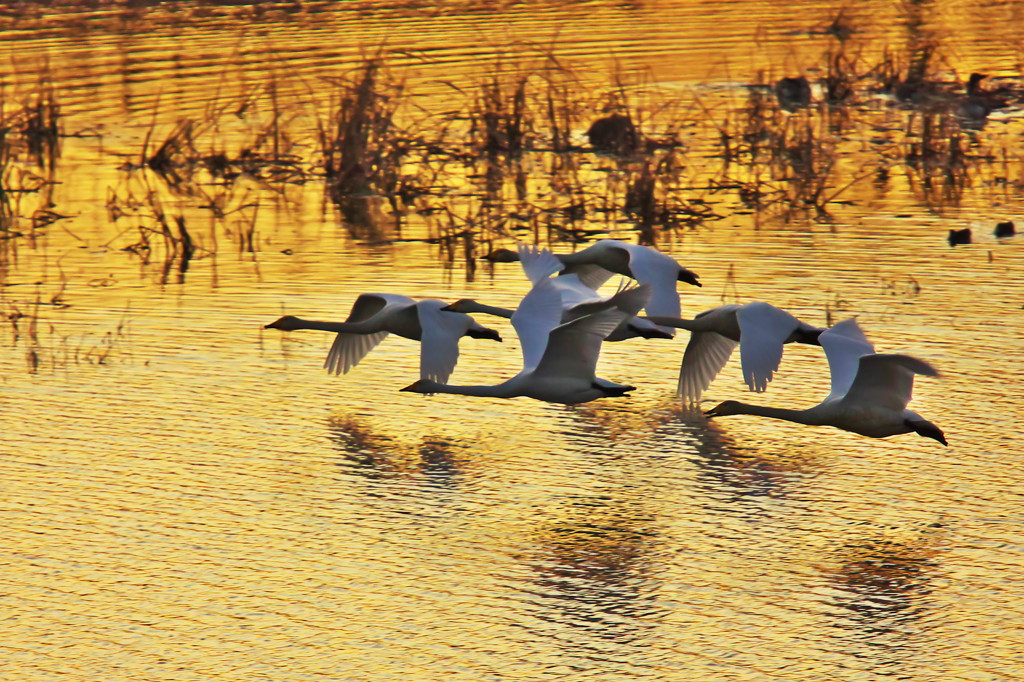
[3,1,1024,680]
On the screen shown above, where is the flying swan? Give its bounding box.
[264,294,501,383]
[484,238,699,320]
[704,318,946,445]
[645,302,825,402]
[448,243,672,341]
[402,246,651,404]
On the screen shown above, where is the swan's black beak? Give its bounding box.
[400,380,435,395]
[921,427,948,446]
[467,328,502,342]
[909,420,948,446]
[592,383,636,398]
[704,400,740,417]
[678,268,701,287]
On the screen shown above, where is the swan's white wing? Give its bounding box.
[551,273,604,308]
[677,332,738,402]
[842,353,939,412]
[533,308,626,380]
[415,300,471,383]
[512,277,565,371]
[605,283,651,318]
[820,318,875,400]
[345,293,410,322]
[324,331,390,375]
[557,274,618,321]
[561,263,615,290]
[623,245,682,317]
[560,280,654,340]
[736,302,802,392]
[532,283,649,379]
[517,243,564,284]
[323,293,407,374]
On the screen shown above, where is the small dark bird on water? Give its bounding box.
[947,228,972,246]
[959,73,1011,122]
[994,221,1016,238]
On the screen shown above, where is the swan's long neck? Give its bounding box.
[727,401,819,425]
[644,315,701,331]
[287,317,374,334]
[555,251,584,266]
[556,246,628,274]
[793,326,824,345]
[460,302,514,319]
[416,379,516,398]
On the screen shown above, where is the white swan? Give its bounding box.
[484,239,700,318]
[446,292,672,341]
[646,302,825,402]
[402,246,651,404]
[447,245,672,341]
[704,318,946,445]
[264,294,502,383]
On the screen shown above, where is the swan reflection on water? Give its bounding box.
[560,398,680,444]
[514,492,667,652]
[672,414,820,505]
[562,398,821,505]
[820,523,946,670]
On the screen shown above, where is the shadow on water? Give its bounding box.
[558,399,680,445]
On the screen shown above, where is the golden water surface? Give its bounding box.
[2,1,1024,680]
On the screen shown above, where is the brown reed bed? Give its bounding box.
[715,86,845,220]
[107,180,210,283]
[313,57,455,240]
[315,58,411,200]
[106,73,312,275]
[4,69,62,170]
[19,34,1024,288]
[472,70,533,155]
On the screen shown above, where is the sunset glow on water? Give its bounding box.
[3,2,1024,679]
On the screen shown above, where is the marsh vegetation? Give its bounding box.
[7,5,1020,370]
[4,7,1019,366]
